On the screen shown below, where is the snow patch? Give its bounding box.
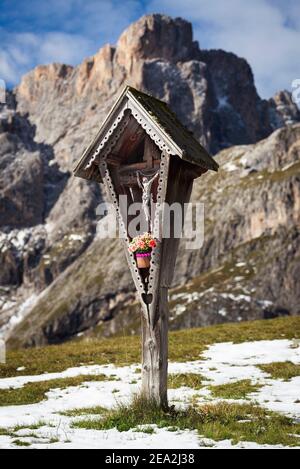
[223,162,238,172]
[0,294,38,340]
[0,339,299,448]
[68,234,84,242]
[217,95,229,109]
[0,297,16,312]
[204,339,300,367]
[220,293,252,303]
[218,308,227,317]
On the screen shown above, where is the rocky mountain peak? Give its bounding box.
[18,63,74,103]
[116,14,198,69]
[268,90,300,129]
[1,14,300,346]
[14,13,299,158]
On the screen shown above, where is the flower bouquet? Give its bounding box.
[128,233,157,269]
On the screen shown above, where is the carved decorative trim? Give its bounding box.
[84,101,179,171]
[147,151,170,325]
[99,160,147,301]
[85,104,131,170]
[127,101,177,157]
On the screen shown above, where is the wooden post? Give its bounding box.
[100,154,197,409]
[74,86,218,411]
[141,287,169,408]
[140,157,195,408]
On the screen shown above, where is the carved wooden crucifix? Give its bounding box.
[137,170,159,232]
[74,86,219,408]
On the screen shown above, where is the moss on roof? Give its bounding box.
[128,87,219,171]
[74,85,219,182]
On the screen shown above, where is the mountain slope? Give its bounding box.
[0,14,300,347]
[0,317,299,449]
[6,124,300,348]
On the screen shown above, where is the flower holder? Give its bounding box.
[136,251,151,269]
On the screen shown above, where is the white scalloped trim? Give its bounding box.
[85,106,130,170]
[99,159,146,296]
[147,151,170,296]
[84,103,177,171]
[128,104,176,156]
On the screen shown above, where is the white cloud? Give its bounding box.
[38,33,94,64]
[0,0,143,86]
[0,30,95,85]
[0,0,299,97]
[146,0,300,97]
[0,51,17,84]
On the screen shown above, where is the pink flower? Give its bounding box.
[128,232,157,254]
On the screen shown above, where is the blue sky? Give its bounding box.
[0,0,299,98]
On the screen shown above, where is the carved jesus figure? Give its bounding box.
[137,171,159,230]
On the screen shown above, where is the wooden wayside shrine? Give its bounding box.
[74,86,219,408]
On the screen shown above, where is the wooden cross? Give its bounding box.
[74,86,219,408]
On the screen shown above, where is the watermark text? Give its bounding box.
[0,79,6,104]
[0,339,6,364]
[292,79,300,106]
[96,198,205,250]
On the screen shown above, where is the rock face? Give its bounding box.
[268,91,300,129]
[0,14,299,347]
[6,123,300,349]
[15,15,300,162]
[0,93,67,229]
[116,15,198,66]
[0,93,69,294]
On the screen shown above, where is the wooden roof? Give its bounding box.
[73,86,219,182]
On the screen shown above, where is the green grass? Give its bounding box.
[209,380,263,400]
[11,434,59,446]
[13,422,49,432]
[169,373,204,390]
[59,406,108,417]
[0,428,11,436]
[1,317,299,379]
[240,161,300,188]
[258,362,300,381]
[20,432,41,438]
[0,425,60,444]
[0,374,117,407]
[0,335,140,379]
[72,395,300,447]
[12,439,31,447]
[0,421,61,447]
[134,426,156,434]
[0,422,52,440]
